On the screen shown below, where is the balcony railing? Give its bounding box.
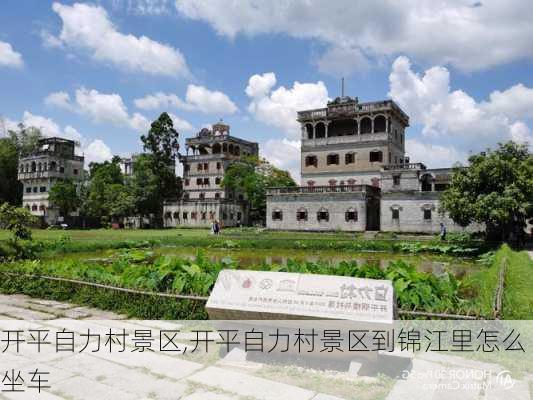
[267,185,380,196]
[297,100,409,123]
[302,132,388,146]
[382,163,427,171]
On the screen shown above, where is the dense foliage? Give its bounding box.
[441,142,533,242]
[0,125,42,205]
[222,156,296,223]
[0,250,465,314]
[48,179,81,217]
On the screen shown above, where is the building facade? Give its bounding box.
[163,122,259,227]
[18,137,84,224]
[267,96,480,233]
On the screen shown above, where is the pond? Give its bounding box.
[53,246,478,277]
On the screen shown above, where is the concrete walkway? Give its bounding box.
[1,294,531,400]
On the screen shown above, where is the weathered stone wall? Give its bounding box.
[380,192,482,233]
[266,193,368,231]
[164,201,247,228]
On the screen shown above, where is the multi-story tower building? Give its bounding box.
[164,121,259,227]
[18,137,84,224]
[267,95,480,233]
[299,96,409,187]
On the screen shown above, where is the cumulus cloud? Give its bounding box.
[246,72,329,139]
[168,113,194,132]
[83,139,113,164]
[45,88,151,132]
[260,138,301,183]
[134,84,238,115]
[388,56,533,152]
[175,0,533,73]
[8,111,113,164]
[405,139,467,169]
[0,40,23,68]
[49,2,190,77]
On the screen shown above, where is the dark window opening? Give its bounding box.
[183,212,188,220]
[296,209,308,221]
[185,179,190,186]
[374,115,386,133]
[40,186,47,192]
[305,155,318,167]
[360,117,372,134]
[203,178,209,185]
[345,153,355,164]
[392,209,400,220]
[272,210,283,221]
[369,151,383,162]
[73,169,78,175]
[327,154,339,165]
[345,210,358,222]
[393,175,401,186]
[317,209,329,222]
[59,166,65,173]
[434,183,449,191]
[423,209,432,220]
[173,212,180,219]
[199,192,205,200]
[328,119,356,137]
[216,162,221,170]
[215,192,220,199]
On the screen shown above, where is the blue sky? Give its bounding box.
[1,0,533,180]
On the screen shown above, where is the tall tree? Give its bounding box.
[440,141,533,242]
[84,157,124,220]
[222,156,296,223]
[0,124,42,205]
[48,180,81,217]
[140,112,180,223]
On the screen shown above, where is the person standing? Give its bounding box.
[440,222,447,241]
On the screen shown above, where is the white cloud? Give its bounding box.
[260,138,301,183]
[44,91,72,109]
[84,139,113,164]
[40,30,64,49]
[134,84,238,115]
[185,84,238,114]
[50,2,190,77]
[45,88,150,132]
[388,56,533,152]
[245,72,276,98]
[134,92,190,111]
[9,111,113,165]
[406,139,466,169]
[175,0,533,73]
[316,45,370,77]
[0,40,23,68]
[246,72,329,139]
[168,113,194,132]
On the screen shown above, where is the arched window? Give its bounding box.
[183,212,188,220]
[215,177,221,184]
[165,211,172,219]
[19,165,24,173]
[31,162,36,172]
[38,163,42,172]
[212,143,221,154]
[345,152,355,164]
[228,144,234,154]
[31,204,37,211]
[360,117,372,134]
[296,208,308,221]
[173,212,180,219]
[307,180,315,187]
[199,192,205,200]
[305,123,314,139]
[215,192,220,199]
[201,212,207,220]
[305,155,318,167]
[315,122,326,138]
[369,151,383,162]
[222,143,228,153]
[374,115,386,132]
[272,209,283,221]
[421,174,433,192]
[234,146,240,156]
[50,161,57,171]
[328,119,356,137]
[327,153,339,165]
[345,208,358,222]
[328,179,337,186]
[317,208,329,222]
[347,178,356,185]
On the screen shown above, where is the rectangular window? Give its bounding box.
[185,179,190,186]
[73,169,78,175]
[197,164,202,171]
[393,175,401,186]
[196,178,202,185]
[434,183,449,191]
[203,178,209,185]
[203,163,209,171]
[317,211,329,222]
[59,166,65,173]
[40,187,47,193]
[216,162,221,170]
[26,187,31,193]
[327,154,339,165]
[423,209,432,220]
[392,209,399,220]
[296,210,308,221]
[345,153,355,164]
[345,211,358,222]
[33,187,38,193]
[272,210,283,221]
[183,212,188,220]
